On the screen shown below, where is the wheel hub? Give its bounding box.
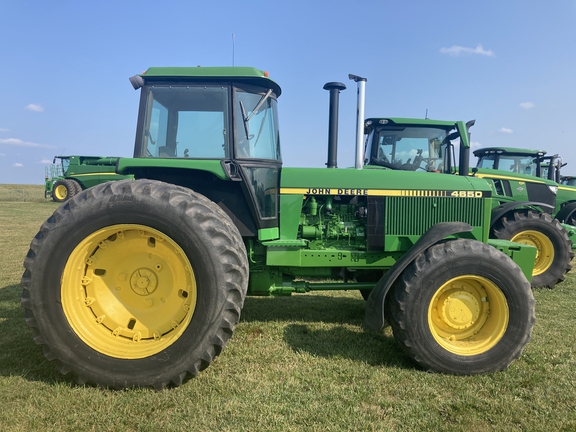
[130,268,158,295]
[511,230,554,276]
[438,290,480,330]
[428,275,509,356]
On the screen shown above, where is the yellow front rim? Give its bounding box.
[428,275,508,356]
[54,184,68,200]
[511,230,554,276]
[61,224,197,359]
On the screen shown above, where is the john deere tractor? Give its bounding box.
[363,116,574,288]
[22,67,537,390]
[45,155,132,202]
[474,147,576,229]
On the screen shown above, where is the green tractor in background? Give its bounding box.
[474,147,576,231]
[22,67,538,390]
[362,118,574,288]
[45,155,133,202]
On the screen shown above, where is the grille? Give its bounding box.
[385,197,484,236]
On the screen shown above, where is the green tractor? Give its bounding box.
[45,155,133,202]
[473,147,576,233]
[22,67,537,390]
[363,118,574,288]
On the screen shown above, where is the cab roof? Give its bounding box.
[139,66,282,96]
[364,117,461,132]
[473,147,546,157]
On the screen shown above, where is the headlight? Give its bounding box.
[548,185,558,195]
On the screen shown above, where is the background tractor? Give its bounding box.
[473,147,576,228]
[363,117,574,288]
[45,155,133,202]
[22,67,537,390]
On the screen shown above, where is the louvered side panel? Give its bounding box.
[385,197,484,236]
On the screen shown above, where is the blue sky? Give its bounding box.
[1,0,575,184]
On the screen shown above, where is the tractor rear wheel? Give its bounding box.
[51,179,80,202]
[21,179,248,389]
[491,210,573,287]
[385,239,535,375]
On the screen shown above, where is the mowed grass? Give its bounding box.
[0,193,575,431]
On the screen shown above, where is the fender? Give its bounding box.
[364,222,473,332]
[556,201,576,224]
[490,201,554,229]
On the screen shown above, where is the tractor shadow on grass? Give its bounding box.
[0,284,75,386]
[241,294,416,371]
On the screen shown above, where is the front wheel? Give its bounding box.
[385,239,535,375]
[51,179,80,202]
[21,179,248,389]
[492,210,573,287]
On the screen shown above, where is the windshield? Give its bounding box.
[477,154,537,175]
[562,177,576,186]
[368,126,446,171]
[140,85,229,158]
[234,88,281,161]
[61,158,70,175]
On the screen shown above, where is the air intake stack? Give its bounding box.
[323,82,346,168]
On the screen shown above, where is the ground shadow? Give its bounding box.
[240,293,366,325]
[241,294,416,371]
[283,323,415,370]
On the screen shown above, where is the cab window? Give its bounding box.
[141,86,229,158]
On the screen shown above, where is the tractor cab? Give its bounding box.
[474,147,548,177]
[363,118,474,175]
[124,67,283,236]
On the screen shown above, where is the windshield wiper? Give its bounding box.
[239,89,273,139]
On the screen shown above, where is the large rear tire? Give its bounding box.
[385,239,535,375]
[491,210,573,288]
[21,179,248,389]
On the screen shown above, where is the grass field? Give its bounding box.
[1,188,575,431]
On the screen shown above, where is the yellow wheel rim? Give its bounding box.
[511,230,554,276]
[61,224,197,359]
[428,275,508,356]
[54,184,68,200]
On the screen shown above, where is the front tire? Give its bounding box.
[492,210,573,287]
[385,239,535,375]
[21,179,248,389]
[51,179,80,202]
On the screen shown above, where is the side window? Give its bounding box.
[477,156,496,169]
[141,86,229,158]
[175,111,226,158]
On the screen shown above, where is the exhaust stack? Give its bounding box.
[349,74,367,170]
[323,82,346,168]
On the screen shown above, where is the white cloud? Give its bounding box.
[440,44,495,57]
[25,103,44,112]
[520,102,535,110]
[38,158,52,164]
[498,127,513,134]
[13,163,24,167]
[0,138,55,149]
[470,141,483,150]
[0,153,5,157]
[0,128,9,132]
